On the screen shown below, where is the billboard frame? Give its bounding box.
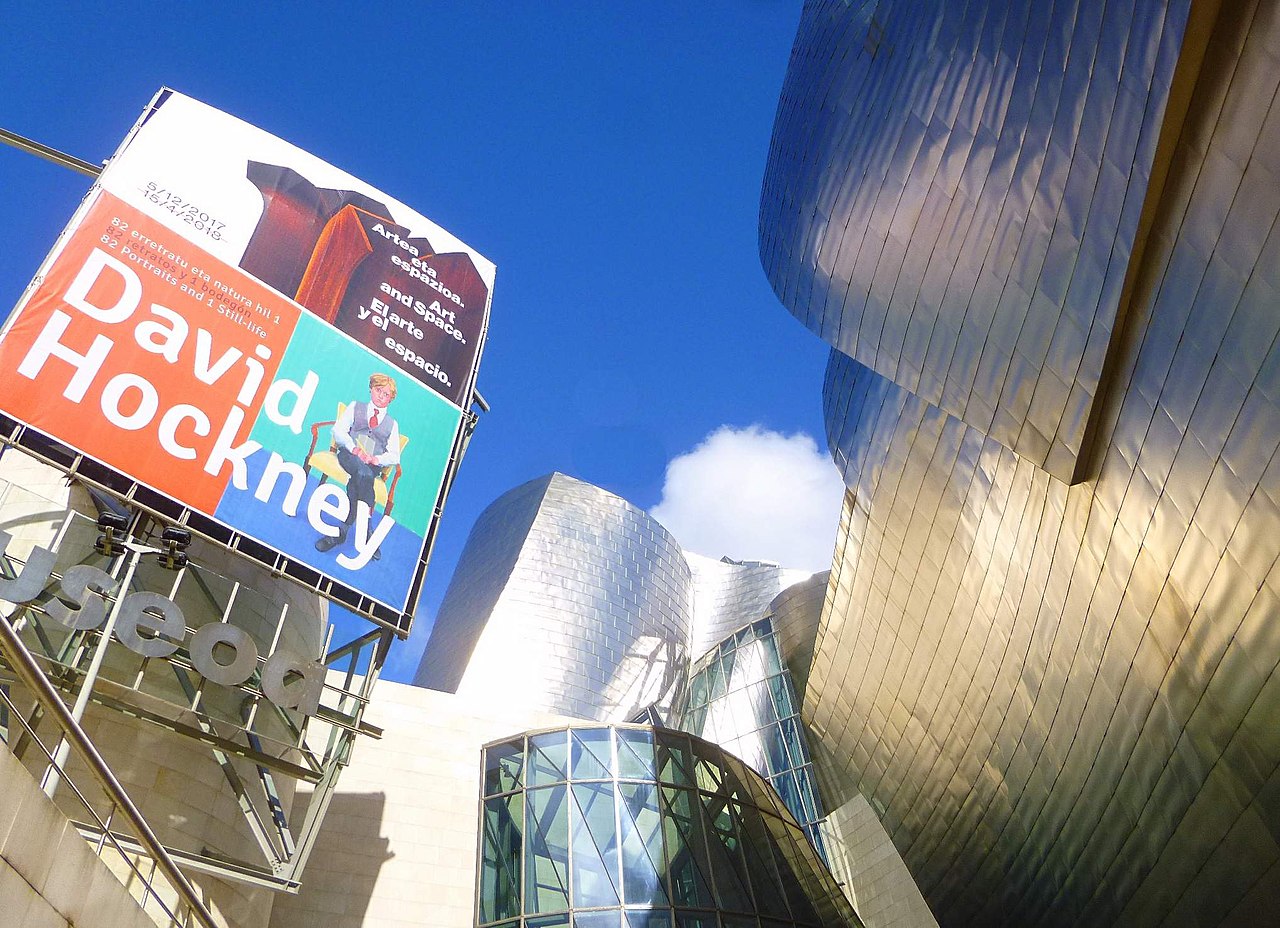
[0,88,493,637]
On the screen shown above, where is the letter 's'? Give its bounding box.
[45,565,118,631]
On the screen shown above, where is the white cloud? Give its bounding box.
[650,425,845,572]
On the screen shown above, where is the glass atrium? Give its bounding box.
[678,619,828,858]
[477,725,860,928]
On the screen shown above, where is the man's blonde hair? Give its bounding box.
[369,373,398,399]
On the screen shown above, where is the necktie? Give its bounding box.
[370,409,380,429]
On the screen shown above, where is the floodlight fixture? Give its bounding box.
[157,526,192,571]
[94,511,129,558]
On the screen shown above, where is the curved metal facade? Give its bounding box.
[686,554,812,661]
[763,1,1280,925]
[415,473,694,722]
[769,571,829,700]
[477,724,862,928]
[760,0,1194,483]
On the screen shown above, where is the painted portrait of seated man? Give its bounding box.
[315,372,400,557]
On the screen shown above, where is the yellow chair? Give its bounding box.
[304,403,409,516]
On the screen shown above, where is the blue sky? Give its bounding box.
[0,3,842,680]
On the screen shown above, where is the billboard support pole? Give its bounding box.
[41,546,140,798]
[0,126,101,176]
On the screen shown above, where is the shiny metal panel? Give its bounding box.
[797,2,1280,924]
[686,553,812,660]
[770,571,830,701]
[761,0,1194,482]
[415,473,693,721]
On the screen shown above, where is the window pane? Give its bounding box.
[768,675,793,717]
[675,913,717,928]
[707,660,726,700]
[689,669,709,708]
[684,703,708,737]
[574,912,621,928]
[485,740,524,795]
[734,799,790,920]
[526,786,570,914]
[762,724,788,777]
[771,771,801,822]
[618,782,669,906]
[479,794,523,924]
[572,728,613,780]
[694,756,723,793]
[625,910,673,928]
[746,680,772,726]
[730,731,766,775]
[527,917,571,928]
[571,781,621,908]
[700,794,753,913]
[794,766,818,822]
[530,731,570,786]
[617,729,656,780]
[780,718,806,768]
[657,734,694,787]
[660,787,715,908]
[761,636,782,676]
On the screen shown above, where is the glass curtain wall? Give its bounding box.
[477,725,861,928]
[677,620,828,858]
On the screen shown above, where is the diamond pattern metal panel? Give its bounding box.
[760,0,1193,482]
[802,3,1280,924]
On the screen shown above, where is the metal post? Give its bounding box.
[42,549,139,797]
[0,127,101,176]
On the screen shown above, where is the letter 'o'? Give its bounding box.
[190,623,258,685]
[100,373,160,431]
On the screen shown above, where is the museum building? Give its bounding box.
[6,1,1280,926]
[761,1,1280,925]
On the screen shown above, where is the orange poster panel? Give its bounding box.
[0,193,300,513]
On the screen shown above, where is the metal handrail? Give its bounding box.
[0,686,180,923]
[0,613,219,928]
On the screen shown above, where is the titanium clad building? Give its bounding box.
[760,0,1193,485]
[285,472,920,928]
[686,554,812,660]
[762,1,1280,926]
[415,475,831,725]
[414,473,695,721]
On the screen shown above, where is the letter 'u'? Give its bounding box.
[0,531,56,603]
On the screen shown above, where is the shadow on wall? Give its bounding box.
[270,791,392,928]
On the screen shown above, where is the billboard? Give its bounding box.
[0,90,494,633]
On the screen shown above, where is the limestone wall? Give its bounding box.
[0,742,160,928]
